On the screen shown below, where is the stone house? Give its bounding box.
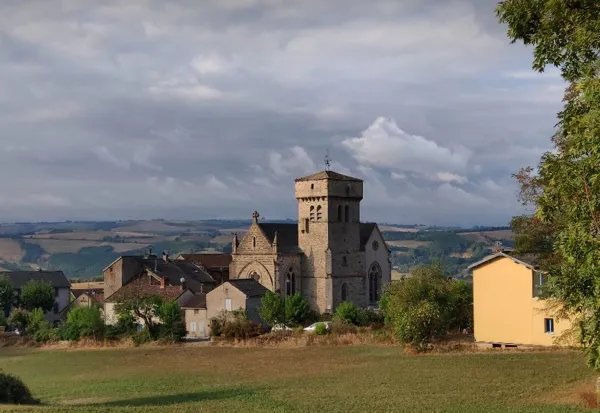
[181,293,208,338]
[206,279,269,327]
[1,270,71,325]
[229,170,391,313]
[103,251,215,325]
[60,289,104,320]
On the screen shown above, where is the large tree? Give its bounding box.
[496,0,600,368]
[0,275,13,316]
[20,280,55,312]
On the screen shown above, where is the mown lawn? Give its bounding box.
[0,346,595,412]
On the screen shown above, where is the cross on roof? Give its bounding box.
[325,148,331,171]
[252,210,260,222]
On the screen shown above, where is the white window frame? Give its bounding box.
[544,318,554,334]
[190,321,196,332]
[225,298,232,311]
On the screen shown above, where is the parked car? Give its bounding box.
[303,321,331,333]
[271,324,293,332]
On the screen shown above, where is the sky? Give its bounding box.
[0,0,565,226]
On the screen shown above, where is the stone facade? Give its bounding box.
[229,170,391,314]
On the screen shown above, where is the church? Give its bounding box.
[229,170,391,313]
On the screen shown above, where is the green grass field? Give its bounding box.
[0,346,595,412]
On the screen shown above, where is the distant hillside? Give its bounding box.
[0,220,512,279]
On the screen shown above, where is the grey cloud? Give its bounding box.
[0,0,564,225]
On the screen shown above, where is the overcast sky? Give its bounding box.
[0,0,564,226]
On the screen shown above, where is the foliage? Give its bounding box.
[356,308,385,327]
[157,300,186,341]
[20,280,54,312]
[210,310,258,339]
[330,319,357,335]
[59,307,104,341]
[25,308,50,338]
[0,372,39,405]
[314,322,328,335]
[259,291,284,326]
[496,0,600,370]
[284,293,310,326]
[7,309,29,331]
[0,275,12,316]
[333,301,360,325]
[115,294,163,338]
[380,264,472,351]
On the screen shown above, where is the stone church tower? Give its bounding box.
[295,171,366,312]
[229,169,391,314]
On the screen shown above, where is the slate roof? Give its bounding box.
[178,253,232,269]
[258,223,299,253]
[181,293,207,309]
[141,257,215,293]
[295,170,362,182]
[0,271,70,289]
[359,223,377,250]
[228,279,269,298]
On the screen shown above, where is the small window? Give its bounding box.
[316,205,322,221]
[194,309,199,315]
[342,256,348,266]
[225,298,232,311]
[337,205,342,222]
[304,218,310,233]
[346,186,350,196]
[344,205,349,222]
[199,320,205,333]
[341,283,348,302]
[372,241,379,251]
[53,302,59,314]
[253,237,256,249]
[190,321,197,332]
[544,318,554,334]
[54,288,59,297]
[310,205,315,221]
[311,184,314,190]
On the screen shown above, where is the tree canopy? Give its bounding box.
[0,275,13,316]
[20,280,54,312]
[497,0,600,369]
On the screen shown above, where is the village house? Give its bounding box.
[206,279,269,326]
[469,251,574,348]
[102,250,216,326]
[229,170,391,313]
[0,270,71,325]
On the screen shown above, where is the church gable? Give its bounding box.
[237,223,273,254]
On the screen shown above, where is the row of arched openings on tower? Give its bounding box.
[309,205,350,222]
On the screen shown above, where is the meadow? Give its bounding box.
[0,346,595,412]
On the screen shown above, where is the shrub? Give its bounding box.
[284,293,310,326]
[333,301,360,325]
[259,291,284,326]
[331,319,357,335]
[357,308,385,327]
[34,326,58,343]
[60,307,104,341]
[210,317,224,337]
[7,309,29,332]
[158,301,186,341]
[26,308,49,337]
[0,372,40,405]
[211,310,257,339]
[314,322,328,335]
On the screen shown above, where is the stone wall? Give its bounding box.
[364,227,392,304]
[230,223,277,290]
[103,257,142,299]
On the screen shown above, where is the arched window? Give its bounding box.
[341,283,348,302]
[316,205,322,221]
[253,237,256,249]
[337,205,342,222]
[346,186,350,196]
[368,263,382,303]
[344,205,349,222]
[286,267,296,296]
[310,205,315,221]
[342,256,348,266]
[249,271,260,282]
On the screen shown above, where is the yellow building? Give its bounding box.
[469,252,574,348]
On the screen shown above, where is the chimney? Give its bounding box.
[154,258,158,273]
[200,283,204,294]
[162,250,168,262]
[159,277,166,289]
[180,276,186,292]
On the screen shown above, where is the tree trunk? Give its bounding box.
[595,376,600,406]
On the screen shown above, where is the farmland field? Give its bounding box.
[386,240,431,248]
[459,230,515,243]
[0,346,594,412]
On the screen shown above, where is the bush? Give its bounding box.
[284,293,311,326]
[34,326,57,343]
[314,322,328,335]
[259,291,284,326]
[333,301,360,325]
[26,308,49,337]
[0,372,40,405]
[7,309,29,332]
[331,319,358,335]
[356,308,385,327]
[20,281,55,312]
[157,301,186,341]
[60,307,104,341]
[380,264,473,351]
[210,317,223,337]
[211,310,258,339]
